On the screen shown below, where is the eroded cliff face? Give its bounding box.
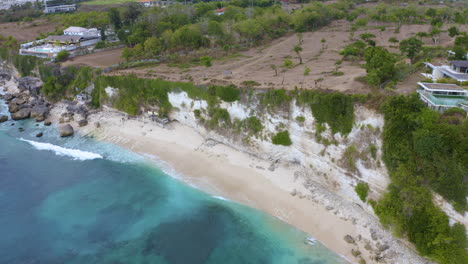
[167,91,389,207]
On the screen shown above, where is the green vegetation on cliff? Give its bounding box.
[376,95,467,264]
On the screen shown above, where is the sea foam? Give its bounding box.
[19,138,103,161]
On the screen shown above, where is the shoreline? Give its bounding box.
[49,104,429,264]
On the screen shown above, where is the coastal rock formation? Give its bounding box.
[0,115,8,123]
[44,120,52,126]
[31,105,49,122]
[0,68,11,80]
[78,119,88,127]
[18,77,43,96]
[11,108,31,120]
[36,132,43,138]
[58,124,74,137]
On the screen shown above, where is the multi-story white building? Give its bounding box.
[417,82,467,112]
[423,61,468,83]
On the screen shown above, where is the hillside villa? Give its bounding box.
[20,27,101,59]
[417,82,468,112]
[422,60,468,83]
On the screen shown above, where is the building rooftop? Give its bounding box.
[64,26,88,33]
[419,82,465,91]
[450,60,468,68]
[45,35,83,43]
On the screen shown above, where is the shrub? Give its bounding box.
[355,182,369,202]
[94,41,106,49]
[272,131,292,146]
[193,109,201,118]
[215,85,240,102]
[369,144,377,159]
[243,116,263,135]
[55,50,70,62]
[296,116,305,123]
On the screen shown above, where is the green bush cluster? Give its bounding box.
[376,94,467,264]
[41,66,96,102]
[355,182,369,202]
[12,54,40,76]
[297,91,354,135]
[272,131,292,146]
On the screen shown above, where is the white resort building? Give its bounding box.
[19,27,101,59]
[417,82,468,112]
[422,61,468,83]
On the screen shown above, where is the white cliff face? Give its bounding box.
[167,92,389,208]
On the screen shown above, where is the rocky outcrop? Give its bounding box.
[18,77,42,96]
[31,104,49,122]
[36,132,43,138]
[44,120,52,126]
[11,108,31,120]
[58,124,74,137]
[0,115,8,123]
[0,68,11,80]
[78,119,88,127]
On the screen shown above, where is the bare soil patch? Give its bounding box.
[0,19,58,43]
[63,48,124,68]
[114,20,466,94]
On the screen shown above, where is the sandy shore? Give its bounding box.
[47,104,429,264]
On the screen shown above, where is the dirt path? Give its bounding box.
[63,48,124,68]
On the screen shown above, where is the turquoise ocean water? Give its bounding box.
[0,95,347,264]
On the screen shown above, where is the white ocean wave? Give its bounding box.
[19,138,103,161]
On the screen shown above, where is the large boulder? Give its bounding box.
[11,108,31,120]
[0,115,8,123]
[31,104,49,122]
[58,124,74,137]
[8,102,20,113]
[78,119,88,127]
[18,77,43,96]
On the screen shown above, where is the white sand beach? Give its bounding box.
[46,103,430,264]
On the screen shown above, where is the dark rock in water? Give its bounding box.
[0,115,8,123]
[44,120,52,126]
[18,77,43,96]
[10,123,14,126]
[58,124,74,137]
[35,124,39,126]
[11,108,31,120]
[36,132,43,138]
[18,127,24,132]
[31,104,49,122]
[95,122,100,128]
[78,119,88,127]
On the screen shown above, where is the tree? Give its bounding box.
[270,64,278,76]
[108,8,122,30]
[321,38,326,50]
[293,44,303,64]
[281,59,293,85]
[302,65,310,88]
[121,47,133,61]
[448,26,460,38]
[334,60,342,73]
[55,50,69,62]
[399,37,423,63]
[144,37,162,56]
[364,46,396,87]
[100,27,106,41]
[430,26,441,45]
